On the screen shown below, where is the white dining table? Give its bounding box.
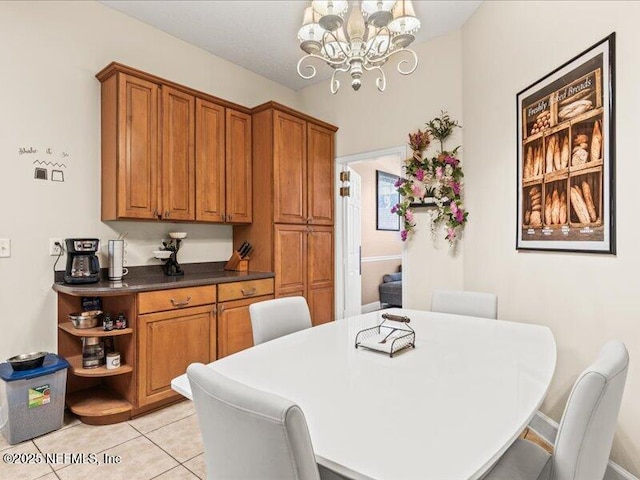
[171,308,556,480]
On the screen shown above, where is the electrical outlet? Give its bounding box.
[49,238,64,256]
[0,239,10,258]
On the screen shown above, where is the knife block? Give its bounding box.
[224,252,249,272]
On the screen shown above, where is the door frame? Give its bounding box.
[335,145,408,319]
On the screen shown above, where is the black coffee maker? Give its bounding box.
[64,238,101,284]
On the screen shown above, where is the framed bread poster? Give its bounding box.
[516,33,615,254]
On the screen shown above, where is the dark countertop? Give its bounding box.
[52,262,274,296]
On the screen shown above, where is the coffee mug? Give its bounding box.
[108,240,128,280]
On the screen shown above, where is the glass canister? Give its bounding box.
[82,337,105,368]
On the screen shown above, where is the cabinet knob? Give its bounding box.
[165,210,170,219]
[228,214,233,221]
[241,287,257,297]
[170,296,192,308]
[222,213,226,222]
[153,210,159,219]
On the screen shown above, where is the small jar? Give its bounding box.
[115,313,126,330]
[106,352,121,370]
[103,313,113,331]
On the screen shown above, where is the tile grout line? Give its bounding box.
[128,411,197,436]
[31,438,57,479]
[181,460,204,480]
[142,431,184,467]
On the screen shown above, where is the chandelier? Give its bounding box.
[297,1,421,93]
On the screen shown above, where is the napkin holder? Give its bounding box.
[224,252,249,272]
[355,313,415,358]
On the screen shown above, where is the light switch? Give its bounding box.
[0,239,10,258]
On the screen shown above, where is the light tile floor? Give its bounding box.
[0,401,206,480]
[0,401,554,480]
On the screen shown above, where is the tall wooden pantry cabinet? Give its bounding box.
[234,102,337,326]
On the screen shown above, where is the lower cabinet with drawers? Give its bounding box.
[217,279,274,358]
[55,275,274,424]
[137,286,217,407]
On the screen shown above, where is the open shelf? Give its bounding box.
[58,322,133,337]
[66,385,132,425]
[67,355,133,377]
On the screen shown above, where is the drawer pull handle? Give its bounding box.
[241,287,257,297]
[171,296,192,307]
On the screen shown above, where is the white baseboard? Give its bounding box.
[360,302,381,314]
[529,411,637,480]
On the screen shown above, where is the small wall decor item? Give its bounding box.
[34,167,47,180]
[376,170,400,231]
[516,33,615,254]
[394,111,467,245]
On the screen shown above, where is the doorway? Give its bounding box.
[335,146,407,319]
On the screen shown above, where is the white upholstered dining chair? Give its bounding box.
[249,296,312,345]
[431,289,498,319]
[187,363,322,480]
[483,340,629,480]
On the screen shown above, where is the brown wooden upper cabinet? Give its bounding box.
[225,109,252,223]
[162,86,195,221]
[97,63,251,224]
[273,111,334,226]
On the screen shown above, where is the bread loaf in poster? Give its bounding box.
[525,210,531,225]
[560,136,569,168]
[572,148,588,166]
[524,147,532,178]
[553,136,561,171]
[546,136,555,173]
[560,191,567,224]
[551,189,560,224]
[545,193,553,225]
[570,186,591,224]
[530,211,542,227]
[591,120,602,161]
[559,100,592,120]
[582,180,597,222]
[574,134,589,144]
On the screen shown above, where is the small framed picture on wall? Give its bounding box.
[376,170,400,231]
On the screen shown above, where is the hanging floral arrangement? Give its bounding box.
[393,111,468,245]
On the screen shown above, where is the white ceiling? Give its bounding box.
[100,1,482,91]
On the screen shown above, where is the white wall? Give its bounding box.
[299,31,464,310]
[462,1,640,474]
[0,1,299,359]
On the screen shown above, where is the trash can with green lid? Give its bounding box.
[0,354,69,444]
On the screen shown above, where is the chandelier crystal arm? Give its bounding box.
[330,64,351,94]
[297,51,352,81]
[362,63,386,91]
[321,30,351,60]
[394,48,419,75]
[363,26,391,59]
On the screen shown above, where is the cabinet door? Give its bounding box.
[308,226,334,325]
[195,99,225,222]
[218,296,274,358]
[307,123,335,225]
[274,111,307,224]
[226,109,252,223]
[161,86,195,221]
[117,74,159,219]
[274,224,307,298]
[137,305,214,406]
